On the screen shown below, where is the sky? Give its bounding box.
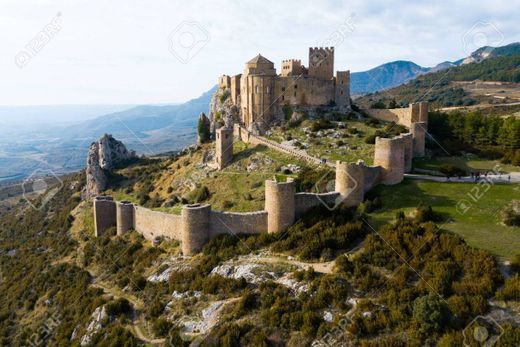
[0,0,519,106]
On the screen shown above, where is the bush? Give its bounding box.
[501,201,520,226]
[219,90,230,103]
[152,318,172,337]
[105,298,132,318]
[186,186,211,203]
[311,119,334,132]
[412,294,449,333]
[439,164,466,177]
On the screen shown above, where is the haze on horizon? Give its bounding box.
[0,0,519,107]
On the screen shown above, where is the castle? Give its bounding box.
[92,47,430,257]
[218,47,351,133]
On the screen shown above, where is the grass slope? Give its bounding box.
[368,178,520,260]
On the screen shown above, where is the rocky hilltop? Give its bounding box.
[85,133,135,198]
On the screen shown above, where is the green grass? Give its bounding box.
[368,178,520,260]
[414,155,519,174]
[267,119,378,165]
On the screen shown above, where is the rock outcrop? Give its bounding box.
[209,87,239,134]
[85,134,135,199]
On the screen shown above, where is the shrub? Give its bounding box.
[151,318,172,337]
[501,201,520,226]
[439,164,466,177]
[186,186,211,203]
[219,90,230,103]
[412,294,449,333]
[106,298,132,318]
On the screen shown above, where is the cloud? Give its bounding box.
[0,0,518,105]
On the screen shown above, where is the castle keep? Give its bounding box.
[218,47,351,133]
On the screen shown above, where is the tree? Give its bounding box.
[412,294,449,333]
[197,112,211,144]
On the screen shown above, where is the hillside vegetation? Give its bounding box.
[356,54,520,108]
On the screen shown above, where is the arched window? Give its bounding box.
[255,85,259,94]
[266,86,270,94]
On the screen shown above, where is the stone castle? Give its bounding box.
[92,46,430,257]
[218,47,351,133]
[94,100,428,256]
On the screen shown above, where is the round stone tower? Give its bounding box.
[335,161,365,207]
[374,136,405,185]
[411,122,427,157]
[181,204,211,256]
[116,201,134,236]
[93,196,116,237]
[265,179,295,233]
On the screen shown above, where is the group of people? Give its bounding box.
[445,171,512,182]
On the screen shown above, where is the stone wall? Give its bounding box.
[361,107,412,126]
[275,76,335,107]
[210,211,268,238]
[234,124,323,166]
[363,165,382,192]
[361,102,429,129]
[294,192,340,219]
[134,206,183,241]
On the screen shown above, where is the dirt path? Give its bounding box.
[131,321,165,345]
[259,243,365,274]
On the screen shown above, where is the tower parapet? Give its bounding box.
[94,196,116,236]
[181,204,211,256]
[116,201,134,235]
[265,179,295,233]
[335,161,365,206]
[374,136,405,185]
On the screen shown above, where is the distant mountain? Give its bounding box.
[461,42,520,65]
[355,53,520,108]
[69,86,216,141]
[0,86,216,183]
[350,42,520,95]
[350,61,429,95]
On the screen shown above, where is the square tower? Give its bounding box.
[215,127,234,170]
[335,70,350,107]
[281,59,302,76]
[308,47,334,80]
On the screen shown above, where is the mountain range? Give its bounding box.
[350,42,520,95]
